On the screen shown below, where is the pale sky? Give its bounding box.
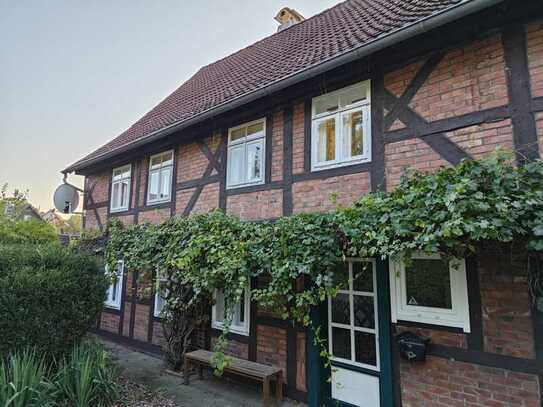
[0,0,339,211]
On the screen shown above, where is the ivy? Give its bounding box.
[104,151,543,372]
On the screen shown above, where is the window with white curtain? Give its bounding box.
[211,286,250,335]
[105,260,124,309]
[227,119,266,188]
[147,151,174,204]
[311,81,371,171]
[110,165,131,212]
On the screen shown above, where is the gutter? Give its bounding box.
[64,0,503,174]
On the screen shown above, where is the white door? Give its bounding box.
[328,259,380,407]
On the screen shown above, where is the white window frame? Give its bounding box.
[110,164,131,213]
[389,253,471,332]
[154,270,168,318]
[105,260,124,310]
[328,258,379,372]
[211,285,251,336]
[147,150,174,205]
[311,80,372,171]
[226,118,266,189]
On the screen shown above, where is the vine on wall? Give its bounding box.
[105,151,543,372]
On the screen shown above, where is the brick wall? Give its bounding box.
[211,337,249,360]
[527,22,543,99]
[256,325,288,383]
[271,110,284,181]
[226,189,282,220]
[292,103,306,175]
[100,312,119,334]
[400,356,540,407]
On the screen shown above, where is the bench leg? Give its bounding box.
[275,371,283,406]
[263,377,270,407]
[184,358,190,385]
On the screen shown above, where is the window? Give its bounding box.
[328,260,379,370]
[212,286,250,335]
[110,165,131,212]
[311,81,371,170]
[389,253,470,331]
[154,270,168,318]
[227,119,266,188]
[147,151,174,204]
[105,260,124,309]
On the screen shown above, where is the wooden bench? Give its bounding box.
[184,349,283,406]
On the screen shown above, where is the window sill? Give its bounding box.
[393,314,469,332]
[226,180,265,191]
[312,157,371,172]
[211,322,249,337]
[104,303,121,311]
[110,207,129,214]
[146,198,172,206]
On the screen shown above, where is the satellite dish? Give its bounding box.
[54,183,80,214]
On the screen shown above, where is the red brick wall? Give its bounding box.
[256,325,288,383]
[177,134,220,183]
[100,312,119,334]
[400,356,541,407]
[292,103,306,175]
[138,207,170,224]
[133,304,150,342]
[527,22,543,99]
[536,112,543,158]
[211,337,249,360]
[271,110,284,181]
[292,172,371,213]
[296,332,306,392]
[226,189,282,220]
[85,207,107,231]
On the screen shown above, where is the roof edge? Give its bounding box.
[64,0,503,174]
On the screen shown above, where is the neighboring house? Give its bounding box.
[41,209,69,231]
[63,1,543,406]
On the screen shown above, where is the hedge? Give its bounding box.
[0,245,108,359]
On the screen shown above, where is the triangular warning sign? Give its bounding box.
[408,296,418,305]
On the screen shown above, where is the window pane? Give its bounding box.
[247,122,264,137]
[342,110,364,158]
[111,280,118,302]
[247,141,263,182]
[354,296,374,329]
[316,118,336,163]
[159,167,172,199]
[120,181,129,208]
[162,152,173,167]
[215,291,225,323]
[228,145,245,185]
[150,155,162,169]
[352,262,373,292]
[231,127,245,141]
[314,94,339,115]
[122,167,131,179]
[331,293,350,325]
[332,327,351,360]
[148,171,160,201]
[112,183,120,208]
[112,170,122,181]
[339,83,366,108]
[354,331,376,366]
[405,259,452,309]
[330,262,349,290]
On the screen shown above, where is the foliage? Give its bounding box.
[105,152,543,372]
[0,350,53,407]
[52,340,118,407]
[0,245,108,359]
[0,218,58,245]
[0,341,118,407]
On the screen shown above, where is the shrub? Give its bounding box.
[0,245,108,359]
[0,218,58,245]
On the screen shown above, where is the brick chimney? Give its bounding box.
[274,7,305,32]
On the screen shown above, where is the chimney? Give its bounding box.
[274,7,305,32]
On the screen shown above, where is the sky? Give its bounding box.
[0,0,338,212]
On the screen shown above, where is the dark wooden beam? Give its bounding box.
[129,271,138,339]
[218,130,228,211]
[265,114,274,185]
[303,99,312,173]
[466,255,483,351]
[282,106,294,216]
[170,147,179,216]
[371,70,386,192]
[502,24,540,164]
[133,159,142,224]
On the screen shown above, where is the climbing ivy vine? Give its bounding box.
[105,151,543,373]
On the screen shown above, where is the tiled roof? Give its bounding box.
[68,0,465,171]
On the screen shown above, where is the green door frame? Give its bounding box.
[306,258,394,407]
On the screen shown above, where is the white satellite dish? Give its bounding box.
[54,183,80,214]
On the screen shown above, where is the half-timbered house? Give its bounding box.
[63,0,543,405]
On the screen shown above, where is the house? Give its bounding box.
[2,199,43,221]
[41,209,70,232]
[63,1,543,405]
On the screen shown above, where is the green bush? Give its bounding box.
[0,218,58,245]
[0,245,108,359]
[0,341,118,407]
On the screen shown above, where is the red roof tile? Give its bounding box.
[68,0,464,171]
